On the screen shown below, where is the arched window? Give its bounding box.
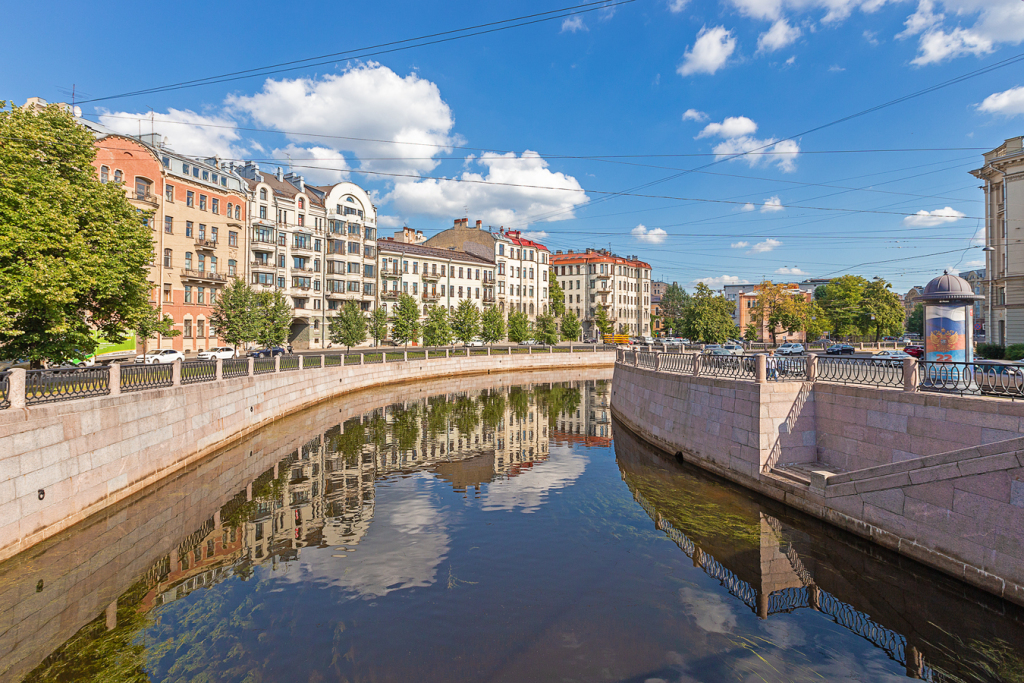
[529,303,534,315]
[135,177,152,200]
[234,205,240,220]
[113,170,123,183]
[100,166,109,183]
[163,249,172,268]
[298,198,305,209]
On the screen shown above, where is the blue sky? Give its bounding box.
[4,0,1023,293]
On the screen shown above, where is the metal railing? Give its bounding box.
[817,357,903,389]
[660,353,694,374]
[768,356,807,382]
[279,355,301,372]
[918,360,1024,398]
[325,354,343,367]
[121,364,173,393]
[253,358,276,375]
[181,361,217,385]
[0,371,10,410]
[222,359,249,379]
[703,354,756,380]
[303,355,322,369]
[26,366,110,404]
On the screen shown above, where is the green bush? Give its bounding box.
[1005,344,1024,361]
[977,343,1005,360]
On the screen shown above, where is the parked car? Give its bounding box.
[0,358,31,371]
[248,347,286,358]
[704,348,733,356]
[903,345,924,358]
[464,338,484,347]
[872,350,912,366]
[703,344,722,351]
[518,339,539,345]
[197,347,237,360]
[777,343,805,356]
[722,344,744,356]
[135,349,185,364]
[826,344,855,355]
[882,336,900,342]
[640,336,655,345]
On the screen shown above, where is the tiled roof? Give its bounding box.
[503,231,549,251]
[376,239,493,264]
[551,251,651,270]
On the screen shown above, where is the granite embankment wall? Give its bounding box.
[0,352,614,562]
[611,361,1024,606]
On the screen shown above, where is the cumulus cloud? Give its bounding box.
[903,207,966,226]
[386,151,588,226]
[731,241,750,248]
[678,26,737,76]
[775,266,807,274]
[520,230,549,240]
[696,116,800,172]
[273,144,350,184]
[761,196,785,212]
[750,238,782,252]
[682,108,709,122]
[97,108,246,158]
[897,0,1021,66]
[726,0,899,23]
[964,259,985,268]
[757,19,802,54]
[668,0,689,12]
[632,225,669,244]
[690,275,750,288]
[911,27,993,65]
[227,63,457,176]
[378,215,403,228]
[741,203,757,212]
[978,86,1024,117]
[480,445,587,513]
[561,16,587,33]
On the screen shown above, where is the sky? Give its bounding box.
[4,0,1023,293]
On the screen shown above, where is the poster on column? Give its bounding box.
[925,304,967,363]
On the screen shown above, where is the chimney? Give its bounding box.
[475,220,482,229]
[276,167,284,182]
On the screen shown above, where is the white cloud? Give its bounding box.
[964,259,985,268]
[829,64,846,72]
[668,0,689,12]
[903,206,966,226]
[911,27,993,65]
[682,108,709,122]
[896,0,942,38]
[697,116,758,139]
[731,241,750,248]
[386,151,588,226]
[761,196,784,212]
[690,274,750,288]
[480,445,587,513]
[632,225,669,244]
[741,203,757,212]
[227,63,457,176]
[273,144,350,184]
[757,19,801,54]
[750,238,783,252]
[678,26,737,76]
[864,30,881,45]
[899,0,1023,66]
[520,230,549,240]
[378,215,403,228]
[785,55,797,65]
[775,266,807,275]
[97,108,246,158]
[978,86,1024,117]
[725,0,899,23]
[560,16,587,33]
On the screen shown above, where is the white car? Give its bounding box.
[135,349,184,364]
[777,343,805,356]
[722,344,744,356]
[873,350,912,365]
[197,347,237,360]
[464,338,484,347]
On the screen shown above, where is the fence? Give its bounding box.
[1,345,616,409]
[816,357,904,389]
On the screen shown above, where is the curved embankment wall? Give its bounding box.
[0,352,615,562]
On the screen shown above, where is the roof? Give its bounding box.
[551,250,651,270]
[376,239,494,264]
[504,230,549,252]
[919,270,984,303]
[244,174,324,207]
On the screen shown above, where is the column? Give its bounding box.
[903,357,918,392]
[171,359,182,387]
[247,357,255,376]
[756,354,767,384]
[274,355,281,372]
[108,363,121,396]
[805,354,817,383]
[7,368,25,409]
[215,358,223,381]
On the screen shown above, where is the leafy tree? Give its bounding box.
[210,278,257,353]
[422,305,453,346]
[743,323,759,342]
[451,299,481,345]
[0,101,155,366]
[481,306,506,344]
[534,312,560,345]
[682,283,736,343]
[859,277,905,342]
[368,306,388,346]
[329,300,367,351]
[508,310,532,343]
[254,290,291,348]
[660,283,690,333]
[391,293,421,346]
[134,304,181,355]
[906,303,924,336]
[560,309,582,341]
[818,275,869,338]
[549,270,565,317]
[617,322,629,334]
[593,304,613,337]
[753,281,807,346]
[804,301,828,343]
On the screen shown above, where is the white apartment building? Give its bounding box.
[550,249,652,338]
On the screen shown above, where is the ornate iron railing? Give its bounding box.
[222,359,249,379]
[279,355,301,372]
[702,354,756,380]
[26,366,110,404]
[768,356,808,381]
[919,360,1024,398]
[303,355,322,369]
[660,353,695,374]
[181,360,216,385]
[325,354,343,367]
[0,371,10,410]
[253,358,276,375]
[121,364,173,393]
[817,357,903,388]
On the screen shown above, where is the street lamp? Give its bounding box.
[983,245,995,343]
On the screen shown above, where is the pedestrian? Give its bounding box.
[767,351,779,380]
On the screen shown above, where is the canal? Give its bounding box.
[2,370,1023,682]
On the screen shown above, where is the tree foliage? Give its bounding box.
[817,275,869,337]
[422,305,453,347]
[859,277,905,342]
[534,312,560,345]
[134,305,181,355]
[560,309,582,341]
[743,323,759,342]
[753,281,808,345]
[593,304,613,337]
[480,306,506,343]
[548,270,565,317]
[391,293,421,346]
[0,101,155,365]
[210,278,257,351]
[329,301,367,351]
[368,306,388,346]
[660,283,690,333]
[254,290,292,347]
[682,283,735,343]
[450,299,481,345]
[507,310,531,343]
[906,303,924,336]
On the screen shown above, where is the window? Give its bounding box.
[277,276,286,288]
[211,227,218,243]
[198,224,206,240]
[192,166,199,178]
[184,252,193,270]
[259,205,267,219]
[212,198,219,214]
[184,286,192,303]
[161,156,170,168]
[165,183,175,201]
[197,319,205,337]
[185,221,193,238]
[298,198,305,209]
[201,170,208,181]
[113,170,123,183]
[184,319,192,338]
[182,163,190,175]
[186,191,195,207]
[199,195,207,211]
[292,276,312,289]
[228,231,237,247]
[459,267,464,279]
[253,272,274,285]
[253,226,273,243]
[211,173,218,184]
[228,259,237,276]
[364,264,374,278]
[210,255,217,272]
[298,214,304,226]
[163,284,172,303]
[164,216,173,234]
[163,249,172,268]
[100,165,109,183]
[364,282,374,295]
[260,188,267,200]
[314,239,321,252]
[234,205,240,220]
[364,227,375,240]
[348,242,360,255]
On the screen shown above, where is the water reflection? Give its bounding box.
[4,370,1024,682]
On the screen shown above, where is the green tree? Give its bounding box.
[422,305,453,346]
[534,312,560,345]
[508,310,531,343]
[804,301,828,343]
[617,322,629,334]
[560,309,582,341]
[818,275,869,338]
[682,283,736,343]
[134,305,181,356]
[743,323,759,342]
[451,299,481,345]
[210,278,257,353]
[593,304,613,337]
[906,303,924,336]
[0,101,155,366]
[549,270,565,317]
[661,283,691,334]
[254,290,292,348]
[368,306,388,346]
[329,300,367,352]
[859,277,905,342]
[753,281,807,346]
[481,306,506,344]
[391,293,421,346]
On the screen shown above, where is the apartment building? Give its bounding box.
[376,236,496,333]
[550,249,652,338]
[960,268,988,339]
[238,164,379,349]
[971,137,1024,346]
[735,284,814,343]
[722,280,825,329]
[424,219,551,320]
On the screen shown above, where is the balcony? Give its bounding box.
[421,271,441,282]
[250,260,273,270]
[594,272,612,279]
[132,190,159,207]
[422,291,441,301]
[195,239,217,251]
[381,290,401,300]
[291,242,315,253]
[180,269,227,283]
[482,293,496,303]
[381,269,402,279]
[292,265,316,274]
[483,275,495,284]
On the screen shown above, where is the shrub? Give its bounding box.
[1005,344,1024,361]
[977,343,1005,360]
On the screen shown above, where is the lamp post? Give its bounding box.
[983,245,995,344]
